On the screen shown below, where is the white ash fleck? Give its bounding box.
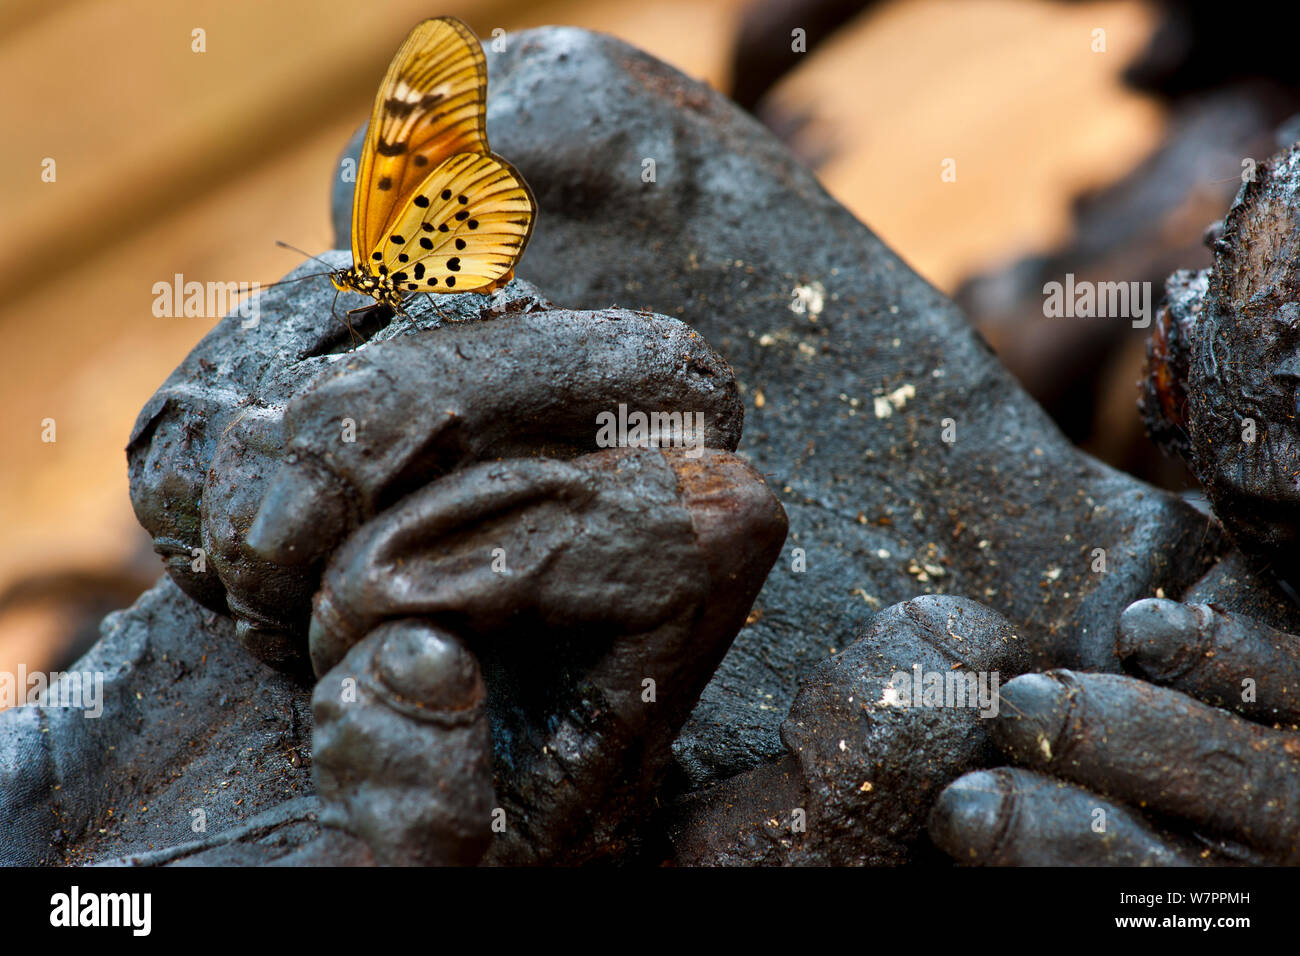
[873,383,916,418]
[789,281,826,319]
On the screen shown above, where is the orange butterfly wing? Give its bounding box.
[352,17,489,265]
[367,152,535,294]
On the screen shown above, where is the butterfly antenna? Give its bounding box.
[258,271,333,292]
[275,240,338,271]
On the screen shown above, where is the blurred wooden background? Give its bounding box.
[0,0,1159,677]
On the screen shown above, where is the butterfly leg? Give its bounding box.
[422,293,450,323]
[344,304,398,349]
[327,288,363,350]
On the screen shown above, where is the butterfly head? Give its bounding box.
[328,269,355,294]
[330,267,407,310]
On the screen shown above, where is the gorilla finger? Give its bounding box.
[993,671,1300,863]
[930,768,1212,866]
[1118,599,1300,725]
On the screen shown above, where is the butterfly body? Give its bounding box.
[330,268,406,310]
[340,17,535,311]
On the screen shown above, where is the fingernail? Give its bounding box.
[991,671,1074,766]
[374,621,483,711]
[671,452,788,581]
[928,771,1009,863]
[1116,599,1204,680]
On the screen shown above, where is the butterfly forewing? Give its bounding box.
[352,17,489,263]
[370,152,534,293]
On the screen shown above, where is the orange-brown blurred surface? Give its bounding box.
[0,0,1160,679]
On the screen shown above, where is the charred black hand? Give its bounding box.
[937,144,1300,868]
[933,666,1300,865]
[128,268,745,670]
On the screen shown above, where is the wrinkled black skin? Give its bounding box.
[5,28,1298,867]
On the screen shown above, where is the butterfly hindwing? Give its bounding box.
[370,152,534,294]
[353,17,489,264]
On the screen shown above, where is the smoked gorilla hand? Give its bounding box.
[931,664,1300,865]
[231,306,744,669]
[311,448,786,864]
[933,144,1300,867]
[257,339,783,864]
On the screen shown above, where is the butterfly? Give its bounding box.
[330,17,535,311]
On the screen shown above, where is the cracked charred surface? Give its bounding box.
[1144,144,1300,598]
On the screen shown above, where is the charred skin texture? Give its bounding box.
[1180,145,1300,586]
[1118,598,1300,726]
[1139,268,1207,462]
[310,446,787,865]
[668,596,1032,865]
[929,768,1210,866]
[988,671,1300,864]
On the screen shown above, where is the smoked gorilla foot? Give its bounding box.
[308,446,786,864]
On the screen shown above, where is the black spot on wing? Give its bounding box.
[383,98,417,118]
